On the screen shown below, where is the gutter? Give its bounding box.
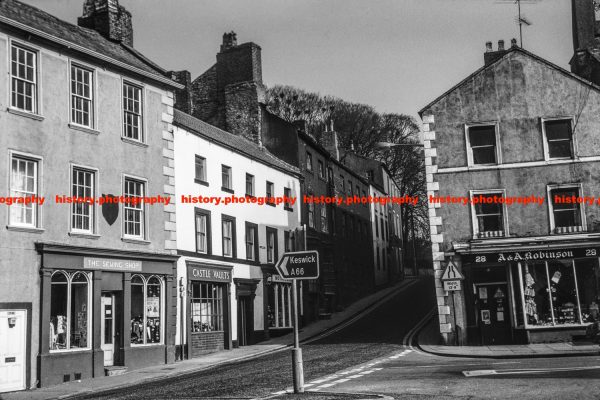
[0,15,184,90]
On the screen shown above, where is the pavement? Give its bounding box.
[1,278,417,400]
[416,314,600,358]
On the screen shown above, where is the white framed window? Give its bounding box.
[245,173,254,196]
[465,123,501,166]
[542,117,575,160]
[222,217,235,257]
[306,152,313,172]
[222,165,232,191]
[70,64,94,128]
[131,275,164,345]
[470,189,508,238]
[10,43,37,113]
[122,81,143,142]
[71,166,95,233]
[123,177,145,239]
[195,155,206,182]
[307,202,314,228]
[50,271,91,352]
[547,184,586,234]
[195,209,210,254]
[9,153,39,227]
[246,222,257,261]
[267,227,277,264]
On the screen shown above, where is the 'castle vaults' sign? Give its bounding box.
[463,247,600,264]
[187,264,232,283]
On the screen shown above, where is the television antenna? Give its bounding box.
[496,0,540,48]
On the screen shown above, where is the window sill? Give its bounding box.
[284,207,294,212]
[121,137,148,148]
[195,179,209,187]
[49,348,92,354]
[69,231,101,239]
[68,123,100,136]
[7,107,44,121]
[475,231,505,239]
[221,187,234,194]
[6,225,44,233]
[121,237,151,245]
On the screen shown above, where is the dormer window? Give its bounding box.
[466,123,500,166]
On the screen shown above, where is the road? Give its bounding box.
[77,277,600,399]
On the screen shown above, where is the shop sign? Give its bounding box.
[84,257,142,272]
[188,265,232,283]
[464,247,599,264]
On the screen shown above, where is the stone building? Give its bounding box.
[0,0,182,391]
[421,4,600,345]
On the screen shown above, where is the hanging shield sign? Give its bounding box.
[102,194,119,225]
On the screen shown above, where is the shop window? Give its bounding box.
[268,282,292,328]
[71,167,95,233]
[122,81,143,142]
[575,258,600,323]
[10,155,39,227]
[131,275,163,345]
[466,124,499,165]
[70,64,94,128]
[11,43,37,113]
[123,177,145,239]
[267,227,278,264]
[549,186,585,233]
[50,271,90,351]
[543,118,574,160]
[471,191,506,238]
[190,282,224,332]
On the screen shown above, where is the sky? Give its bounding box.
[22,0,573,123]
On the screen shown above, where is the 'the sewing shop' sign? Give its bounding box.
[464,247,599,264]
[84,257,142,271]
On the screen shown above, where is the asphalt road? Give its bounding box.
[77,277,437,400]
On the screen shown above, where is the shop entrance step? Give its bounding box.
[105,366,128,376]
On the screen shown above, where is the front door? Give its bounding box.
[237,296,253,346]
[0,310,26,392]
[477,283,511,345]
[101,294,115,367]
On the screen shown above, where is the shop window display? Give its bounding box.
[267,282,292,328]
[131,275,163,345]
[576,258,600,323]
[190,283,224,332]
[50,271,90,351]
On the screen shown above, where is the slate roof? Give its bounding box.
[173,109,302,176]
[0,0,180,88]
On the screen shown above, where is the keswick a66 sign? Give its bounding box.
[275,251,320,280]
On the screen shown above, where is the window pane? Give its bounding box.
[548,141,573,159]
[545,120,572,140]
[472,146,497,164]
[146,279,161,343]
[70,273,88,349]
[50,273,68,350]
[196,214,207,253]
[547,260,580,325]
[469,125,496,146]
[131,281,145,344]
[522,263,553,326]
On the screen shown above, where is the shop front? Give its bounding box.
[185,262,232,358]
[460,244,600,345]
[265,274,293,337]
[36,243,177,387]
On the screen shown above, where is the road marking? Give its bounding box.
[463,365,600,377]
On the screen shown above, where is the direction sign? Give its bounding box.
[275,251,319,280]
[440,261,464,281]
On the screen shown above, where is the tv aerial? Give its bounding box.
[495,0,540,48]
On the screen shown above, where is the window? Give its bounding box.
[543,118,574,160]
[306,152,313,172]
[340,176,345,194]
[71,167,94,233]
[195,156,206,183]
[327,167,333,183]
[131,275,163,344]
[221,165,232,191]
[50,271,90,351]
[245,222,258,261]
[71,65,94,128]
[266,227,278,264]
[471,191,505,238]
[362,190,367,207]
[466,124,499,165]
[284,230,295,252]
[222,216,236,257]
[10,43,37,113]
[375,215,379,238]
[244,173,254,197]
[266,181,275,206]
[318,160,325,179]
[376,247,381,270]
[268,282,292,328]
[549,186,585,233]
[123,178,145,239]
[10,155,39,227]
[320,206,328,233]
[284,187,293,211]
[348,180,353,196]
[123,82,143,142]
[307,201,315,228]
[190,282,224,332]
[195,209,211,254]
[367,170,374,181]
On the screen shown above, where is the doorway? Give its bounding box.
[0,310,26,392]
[237,296,253,346]
[101,293,115,367]
[476,283,511,345]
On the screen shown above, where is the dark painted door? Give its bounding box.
[478,284,511,345]
[237,296,253,346]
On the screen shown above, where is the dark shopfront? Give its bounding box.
[461,245,600,345]
[36,243,177,388]
[185,263,232,358]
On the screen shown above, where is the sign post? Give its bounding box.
[440,261,465,345]
[275,250,319,394]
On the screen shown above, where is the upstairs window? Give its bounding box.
[245,173,254,196]
[245,222,258,261]
[306,152,313,172]
[221,165,232,191]
[11,43,37,113]
[266,227,278,264]
[466,124,499,165]
[222,216,235,257]
[320,206,328,233]
[307,200,315,228]
[471,191,505,238]
[10,155,39,227]
[318,160,325,179]
[195,156,206,183]
[123,178,145,239]
[123,82,143,142]
[71,167,95,233]
[549,185,585,233]
[71,65,94,128]
[543,118,574,160]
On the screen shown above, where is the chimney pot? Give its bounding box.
[511,38,517,47]
[78,0,133,46]
[221,31,238,52]
[498,40,505,51]
[485,41,493,52]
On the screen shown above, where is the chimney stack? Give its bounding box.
[221,31,238,52]
[484,40,510,66]
[321,119,340,161]
[498,40,505,51]
[485,41,493,52]
[78,0,133,46]
[511,38,518,48]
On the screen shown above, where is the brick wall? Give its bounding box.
[190,331,225,357]
[191,65,221,127]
